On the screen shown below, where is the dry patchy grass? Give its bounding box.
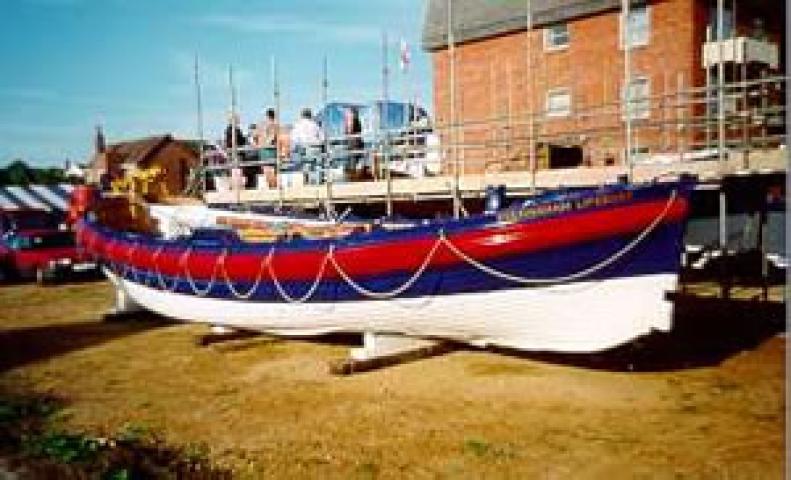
[0,280,786,478]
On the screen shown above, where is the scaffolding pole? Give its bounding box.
[382,31,393,218]
[448,0,461,219]
[717,0,727,251]
[193,54,205,194]
[322,55,334,216]
[622,0,633,181]
[272,56,283,209]
[526,0,536,192]
[228,65,240,205]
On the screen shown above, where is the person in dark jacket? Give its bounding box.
[224,112,247,150]
[344,107,364,173]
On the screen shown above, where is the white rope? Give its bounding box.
[440,190,679,285]
[121,242,140,282]
[103,239,123,276]
[328,238,444,300]
[102,190,678,302]
[181,247,223,297]
[268,246,330,304]
[219,247,274,300]
[152,245,181,292]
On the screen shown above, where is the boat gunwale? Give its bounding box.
[80,181,691,255]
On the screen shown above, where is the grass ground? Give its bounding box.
[0,280,786,478]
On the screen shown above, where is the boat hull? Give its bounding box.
[107,269,676,353]
[81,182,692,353]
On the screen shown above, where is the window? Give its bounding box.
[621,5,650,48]
[622,77,651,120]
[624,146,651,164]
[546,88,572,118]
[544,23,570,50]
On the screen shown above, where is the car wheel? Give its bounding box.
[35,266,58,286]
[35,266,47,285]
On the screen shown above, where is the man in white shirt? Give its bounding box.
[288,108,325,184]
[290,108,324,149]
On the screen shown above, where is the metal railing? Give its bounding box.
[201,76,786,204]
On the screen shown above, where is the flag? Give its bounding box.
[399,39,411,72]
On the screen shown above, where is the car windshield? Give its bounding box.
[6,232,74,250]
[3,212,58,231]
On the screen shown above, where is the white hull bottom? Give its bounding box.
[106,271,678,353]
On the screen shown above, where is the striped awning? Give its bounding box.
[0,184,75,213]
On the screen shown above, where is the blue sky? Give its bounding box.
[0,0,432,166]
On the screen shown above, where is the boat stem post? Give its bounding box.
[103,270,143,320]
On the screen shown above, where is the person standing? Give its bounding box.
[290,108,323,150]
[253,108,279,149]
[289,108,324,184]
[344,107,364,173]
[224,112,247,150]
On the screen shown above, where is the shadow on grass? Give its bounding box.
[490,293,786,372]
[0,313,169,372]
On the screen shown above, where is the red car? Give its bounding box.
[0,209,61,235]
[0,229,98,284]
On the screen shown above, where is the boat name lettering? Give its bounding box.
[500,191,633,223]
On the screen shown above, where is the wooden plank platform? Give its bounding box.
[204,150,786,206]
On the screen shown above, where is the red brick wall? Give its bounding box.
[431,0,702,174]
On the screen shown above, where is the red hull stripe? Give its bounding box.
[82,197,687,282]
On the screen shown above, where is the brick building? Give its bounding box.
[87,128,201,197]
[421,0,785,174]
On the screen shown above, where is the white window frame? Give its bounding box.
[622,76,651,121]
[546,88,572,118]
[623,146,651,164]
[543,23,570,51]
[620,5,650,49]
